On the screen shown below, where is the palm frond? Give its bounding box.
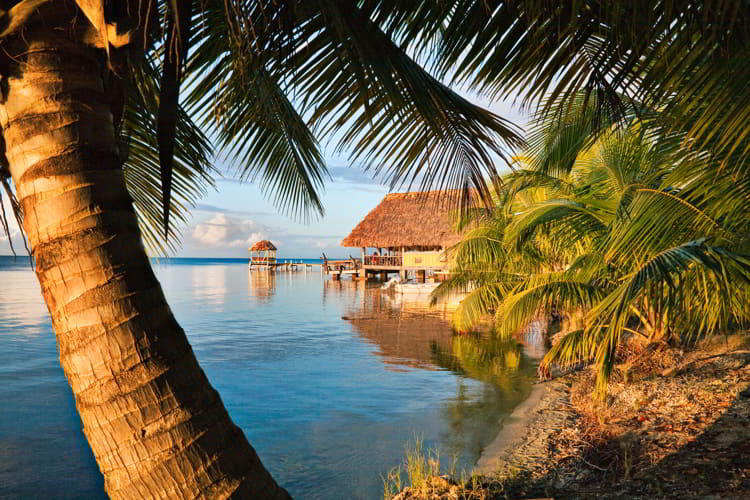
[496,278,606,339]
[504,200,610,250]
[540,329,596,372]
[451,282,517,332]
[291,1,524,209]
[185,2,327,221]
[121,59,215,255]
[589,239,750,395]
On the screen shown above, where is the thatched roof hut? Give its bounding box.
[249,240,277,251]
[340,190,468,249]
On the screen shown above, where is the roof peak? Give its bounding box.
[340,189,470,248]
[249,239,277,251]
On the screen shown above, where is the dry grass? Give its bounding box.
[385,438,491,500]
[563,335,750,478]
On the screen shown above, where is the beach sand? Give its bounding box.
[476,379,571,475]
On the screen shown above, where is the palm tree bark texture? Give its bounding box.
[1,26,291,500]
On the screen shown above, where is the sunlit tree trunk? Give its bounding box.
[1,29,291,500]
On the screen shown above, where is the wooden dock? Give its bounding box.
[248,261,321,272]
[249,254,369,281]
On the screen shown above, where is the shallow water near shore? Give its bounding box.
[0,257,540,499]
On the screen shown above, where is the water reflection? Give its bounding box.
[248,270,276,303]
[190,264,227,307]
[429,334,542,461]
[0,259,541,500]
[431,335,526,394]
[331,280,541,469]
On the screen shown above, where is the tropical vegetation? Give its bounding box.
[434,97,750,396]
[2,1,750,498]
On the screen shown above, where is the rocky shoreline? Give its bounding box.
[392,335,750,499]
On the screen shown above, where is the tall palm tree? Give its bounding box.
[0,2,522,498]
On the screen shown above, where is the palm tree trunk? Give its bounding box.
[1,30,291,500]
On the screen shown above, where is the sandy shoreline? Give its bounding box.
[393,337,750,499]
[476,382,549,472]
[475,379,572,475]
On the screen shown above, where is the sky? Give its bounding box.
[0,93,528,259]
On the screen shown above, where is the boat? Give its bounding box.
[381,277,439,295]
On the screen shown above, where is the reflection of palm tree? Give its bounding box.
[249,271,277,302]
[429,334,536,462]
[430,335,528,396]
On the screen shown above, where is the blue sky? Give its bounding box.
[0,94,528,259]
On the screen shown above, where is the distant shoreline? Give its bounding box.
[149,257,332,265]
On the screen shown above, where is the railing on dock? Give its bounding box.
[363,255,402,267]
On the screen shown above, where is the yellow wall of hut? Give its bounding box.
[402,250,449,268]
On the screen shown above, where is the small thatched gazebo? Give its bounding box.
[340,190,470,280]
[248,240,277,270]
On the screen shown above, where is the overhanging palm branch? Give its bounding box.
[121,60,215,254]
[185,3,328,221]
[435,1,750,147]
[289,1,524,207]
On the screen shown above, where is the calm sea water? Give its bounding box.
[0,256,539,500]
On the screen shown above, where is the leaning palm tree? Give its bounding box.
[0,2,523,498]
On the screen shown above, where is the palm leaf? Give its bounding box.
[121,59,215,255]
[496,277,606,339]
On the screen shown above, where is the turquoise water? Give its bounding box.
[0,256,539,499]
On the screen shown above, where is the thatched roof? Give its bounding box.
[249,239,277,251]
[340,190,470,248]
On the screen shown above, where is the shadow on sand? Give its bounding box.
[496,359,750,499]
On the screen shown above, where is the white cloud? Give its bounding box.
[191,214,269,248]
